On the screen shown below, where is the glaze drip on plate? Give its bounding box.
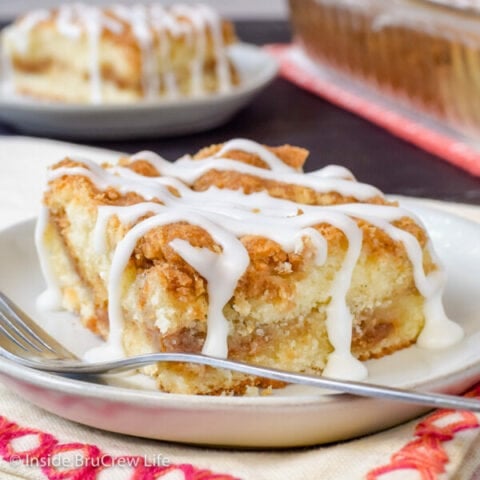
[36,138,464,382]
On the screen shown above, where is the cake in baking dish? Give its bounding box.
[289,0,480,138]
[35,139,463,394]
[1,3,239,103]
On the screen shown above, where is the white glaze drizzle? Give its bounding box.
[112,5,157,99]
[4,3,234,102]
[196,4,231,93]
[150,5,180,98]
[214,138,298,173]
[56,5,83,39]
[309,165,356,180]
[129,151,382,201]
[34,207,63,311]
[85,7,102,103]
[37,139,463,379]
[171,4,206,96]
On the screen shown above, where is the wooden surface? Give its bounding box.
[1,20,479,204]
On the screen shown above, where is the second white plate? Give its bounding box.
[0,202,479,447]
[0,43,277,140]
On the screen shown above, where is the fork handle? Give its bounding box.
[5,351,480,412]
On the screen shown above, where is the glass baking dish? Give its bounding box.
[289,0,480,139]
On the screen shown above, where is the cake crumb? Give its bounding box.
[261,386,273,396]
[244,386,260,396]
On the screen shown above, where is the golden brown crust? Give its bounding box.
[193,169,372,206]
[193,143,310,170]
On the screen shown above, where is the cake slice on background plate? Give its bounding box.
[1,3,239,103]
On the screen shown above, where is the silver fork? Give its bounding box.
[1,291,480,411]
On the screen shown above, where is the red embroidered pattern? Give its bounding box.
[2,387,480,479]
[0,416,239,480]
[366,385,480,479]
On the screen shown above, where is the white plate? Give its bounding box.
[0,43,277,140]
[0,202,479,448]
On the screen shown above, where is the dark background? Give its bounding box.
[1,20,479,204]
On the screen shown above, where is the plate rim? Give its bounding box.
[0,201,479,410]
